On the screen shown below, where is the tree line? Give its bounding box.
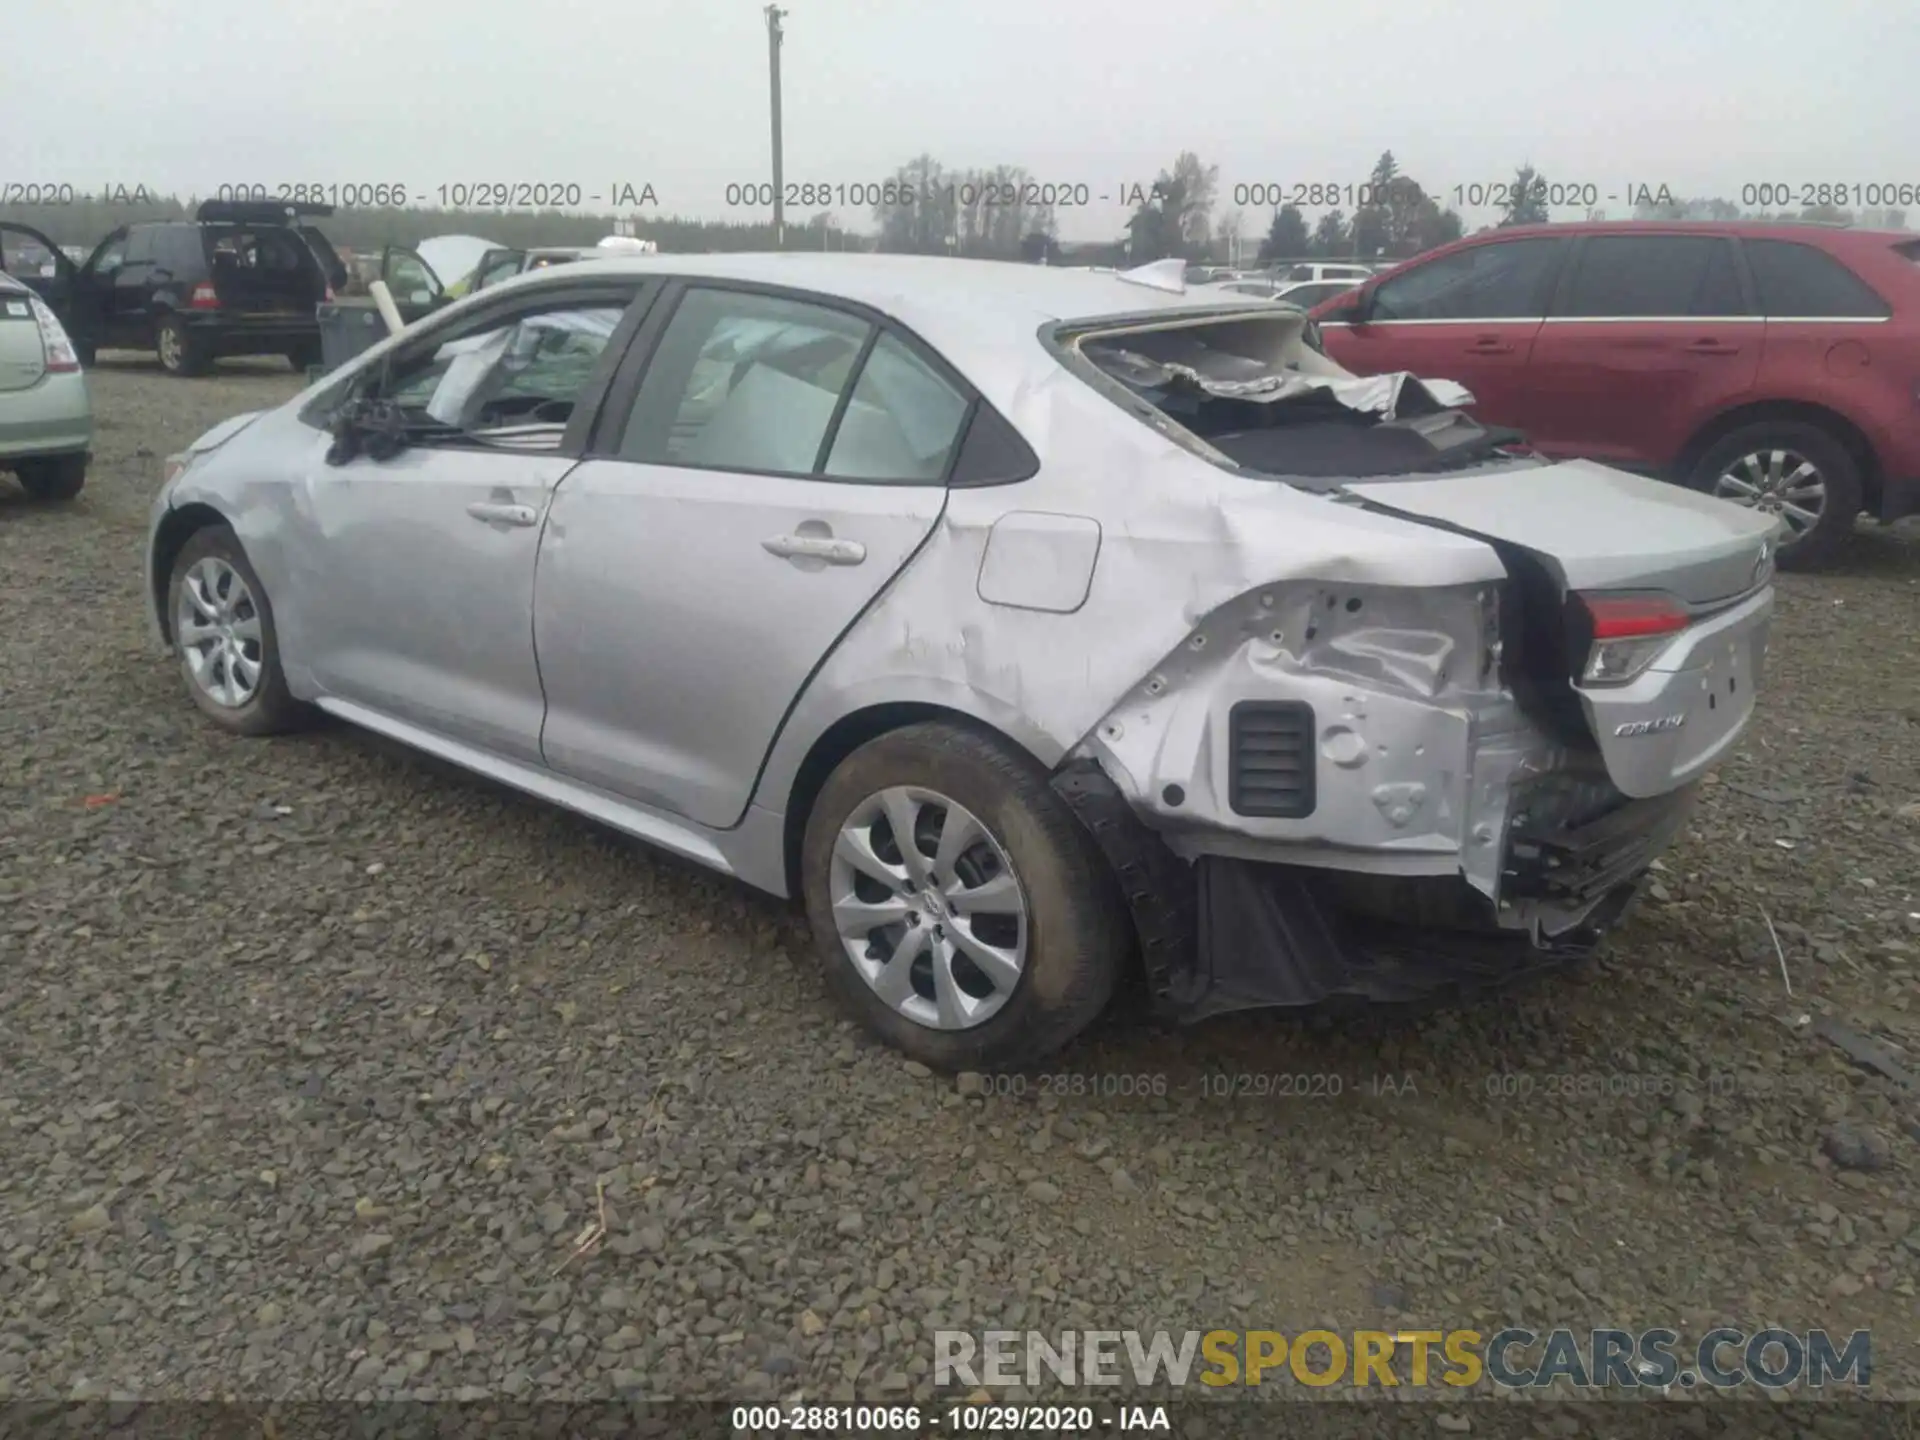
[5,160,1906,272]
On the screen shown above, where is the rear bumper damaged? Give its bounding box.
[1050,577,1706,1021]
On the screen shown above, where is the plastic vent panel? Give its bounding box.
[1227,700,1317,818]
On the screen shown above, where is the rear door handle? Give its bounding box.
[762,533,866,565]
[466,501,538,527]
[1685,339,1739,354]
[1466,337,1514,354]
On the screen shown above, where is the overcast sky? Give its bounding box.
[6,0,1914,242]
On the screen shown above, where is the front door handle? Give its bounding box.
[1685,339,1739,355]
[1466,337,1514,354]
[762,533,866,565]
[466,501,538,527]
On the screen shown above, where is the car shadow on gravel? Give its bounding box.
[1824,519,1920,579]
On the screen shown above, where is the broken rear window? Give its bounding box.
[1062,311,1527,486]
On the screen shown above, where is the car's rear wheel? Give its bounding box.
[800,722,1128,1070]
[1687,421,1862,570]
[167,526,306,736]
[14,453,87,501]
[156,314,208,377]
[286,338,322,372]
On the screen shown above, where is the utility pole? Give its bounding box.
[766,4,787,249]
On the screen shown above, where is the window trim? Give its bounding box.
[295,275,662,452]
[1544,232,1755,322]
[586,275,994,488]
[1366,235,1569,324]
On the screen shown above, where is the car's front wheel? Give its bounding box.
[14,453,86,500]
[167,526,306,736]
[1688,421,1862,570]
[800,722,1128,1070]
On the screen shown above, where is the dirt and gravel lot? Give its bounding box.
[3,357,1919,1430]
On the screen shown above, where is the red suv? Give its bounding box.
[1310,222,1920,567]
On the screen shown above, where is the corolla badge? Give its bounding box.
[1615,714,1686,737]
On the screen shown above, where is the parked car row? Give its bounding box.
[136,250,1778,1068]
[0,204,657,380]
[1308,220,1920,566]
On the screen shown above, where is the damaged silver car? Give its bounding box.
[144,254,1781,1068]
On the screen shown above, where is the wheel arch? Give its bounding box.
[777,699,1064,900]
[1678,398,1881,517]
[149,502,232,643]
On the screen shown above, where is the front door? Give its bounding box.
[534,283,974,828]
[1320,235,1567,432]
[289,283,649,762]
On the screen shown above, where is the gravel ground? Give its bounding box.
[3,357,1919,1428]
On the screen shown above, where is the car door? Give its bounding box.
[1319,236,1567,430]
[105,226,166,344]
[377,245,449,320]
[0,221,79,319]
[534,281,971,829]
[290,277,658,762]
[1524,233,1760,466]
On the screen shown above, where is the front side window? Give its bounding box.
[1372,238,1562,321]
[376,298,630,445]
[618,287,873,474]
[1743,239,1889,318]
[88,232,128,275]
[1554,235,1746,318]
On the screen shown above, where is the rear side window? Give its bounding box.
[619,287,873,474]
[1743,239,1890,319]
[1372,238,1562,321]
[822,332,971,483]
[1555,235,1747,318]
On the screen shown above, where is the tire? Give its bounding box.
[14,453,86,501]
[800,722,1129,1070]
[73,337,97,368]
[1686,420,1862,571]
[166,526,307,736]
[286,339,322,372]
[156,313,208,377]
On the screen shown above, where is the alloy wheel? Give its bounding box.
[159,324,183,372]
[828,786,1029,1031]
[1712,448,1827,542]
[177,557,265,707]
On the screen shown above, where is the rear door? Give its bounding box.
[1318,236,1566,430]
[1525,233,1760,466]
[534,281,971,828]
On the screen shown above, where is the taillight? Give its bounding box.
[27,297,81,372]
[1576,592,1690,685]
[189,282,220,310]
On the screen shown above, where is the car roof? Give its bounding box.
[1450,219,1911,251]
[506,252,1279,414]
[556,252,1274,325]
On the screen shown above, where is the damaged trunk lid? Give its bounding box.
[1064,304,1782,801]
[1339,460,1779,606]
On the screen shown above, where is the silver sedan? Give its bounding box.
[145,254,1779,1068]
[0,270,91,500]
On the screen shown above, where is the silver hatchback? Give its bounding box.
[144,254,1779,1068]
[0,271,91,500]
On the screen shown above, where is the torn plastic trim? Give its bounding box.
[1067,576,1619,930]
